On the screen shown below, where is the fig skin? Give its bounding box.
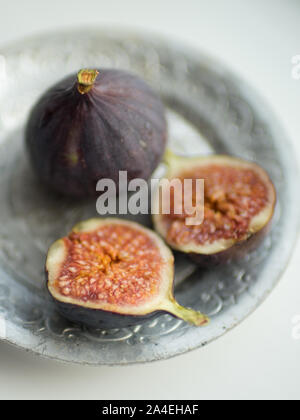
[153,153,276,266]
[26,69,167,198]
[52,300,161,329]
[189,223,271,267]
[46,218,209,329]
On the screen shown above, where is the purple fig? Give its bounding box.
[26,69,167,198]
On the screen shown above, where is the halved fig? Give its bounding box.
[153,153,276,265]
[46,218,209,328]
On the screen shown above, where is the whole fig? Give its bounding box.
[26,69,167,197]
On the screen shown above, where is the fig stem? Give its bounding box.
[77,69,99,95]
[163,148,179,167]
[161,299,209,327]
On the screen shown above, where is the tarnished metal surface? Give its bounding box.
[0,29,298,365]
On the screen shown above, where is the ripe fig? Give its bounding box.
[26,69,167,198]
[46,218,209,328]
[153,153,276,265]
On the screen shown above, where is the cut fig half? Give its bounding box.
[46,218,209,328]
[153,152,276,265]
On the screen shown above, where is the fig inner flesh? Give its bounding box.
[47,219,209,326]
[56,224,163,307]
[163,164,272,246]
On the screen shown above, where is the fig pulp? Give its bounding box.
[26,69,167,198]
[153,153,276,265]
[46,218,209,328]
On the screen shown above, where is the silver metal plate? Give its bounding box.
[0,29,298,365]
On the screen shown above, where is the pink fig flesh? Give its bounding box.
[153,154,276,265]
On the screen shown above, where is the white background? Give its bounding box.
[0,0,300,400]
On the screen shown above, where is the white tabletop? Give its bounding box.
[0,0,299,400]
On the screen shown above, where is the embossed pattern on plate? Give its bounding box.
[0,29,298,365]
